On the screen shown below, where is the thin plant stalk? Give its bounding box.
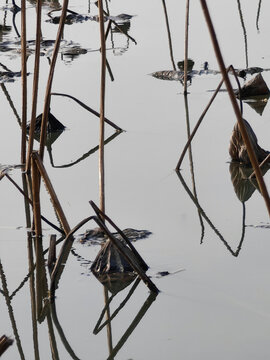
[249,154,270,179]
[21,0,27,167]
[183,95,205,242]
[26,0,42,173]
[256,0,262,32]
[27,232,40,359]
[39,0,69,160]
[32,152,71,234]
[51,92,122,131]
[0,261,26,360]
[97,0,106,214]
[176,65,243,170]
[237,0,248,68]
[176,77,224,169]
[184,0,190,95]
[5,173,64,234]
[200,0,270,216]
[31,156,44,318]
[161,0,176,70]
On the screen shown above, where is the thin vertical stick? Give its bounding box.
[256,0,262,32]
[200,0,270,216]
[21,0,27,167]
[26,0,42,173]
[27,232,40,359]
[97,0,106,213]
[31,156,43,317]
[39,0,69,160]
[237,0,248,69]
[184,0,190,95]
[161,0,176,70]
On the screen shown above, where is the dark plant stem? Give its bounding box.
[200,0,270,216]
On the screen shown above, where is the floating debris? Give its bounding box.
[46,13,135,25]
[235,73,269,98]
[27,112,66,134]
[79,227,152,245]
[91,238,145,295]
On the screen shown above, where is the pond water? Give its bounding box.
[1,0,270,359]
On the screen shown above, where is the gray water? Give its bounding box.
[1,0,270,359]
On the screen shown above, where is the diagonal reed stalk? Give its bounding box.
[20,0,27,168]
[200,0,270,216]
[25,0,42,173]
[39,0,69,160]
[162,0,176,71]
[176,65,243,170]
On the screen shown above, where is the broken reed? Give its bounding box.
[200,0,270,216]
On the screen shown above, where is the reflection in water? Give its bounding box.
[92,278,157,360]
[0,260,26,359]
[48,130,122,168]
[256,0,262,32]
[243,94,269,115]
[183,95,205,242]
[176,170,246,257]
[237,0,248,68]
[230,161,270,202]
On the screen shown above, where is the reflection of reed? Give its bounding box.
[1,83,21,126]
[107,291,157,360]
[161,0,176,70]
[183,95,205,242]
[94,278,141,334]
[0,260,26,359]
[50,301,81,360]
[176,170,246,257]
[48,130,122,168]
[237,0,248,68]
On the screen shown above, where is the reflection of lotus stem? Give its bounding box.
[183,95,205,242]
[107,292,157,360]
[236,0,248,68]
[200,0,270,217]
[176,170,246,256]
[0,260,26,359]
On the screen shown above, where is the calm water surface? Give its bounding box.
[1,0,270,359]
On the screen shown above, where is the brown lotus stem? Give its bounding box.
[200,0,270,216]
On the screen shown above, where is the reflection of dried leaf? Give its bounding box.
[229,162,269,202]
[243,94,269,115]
